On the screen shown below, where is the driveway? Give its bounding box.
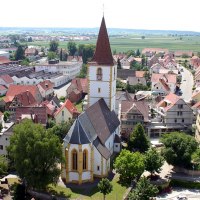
[180,67,194,102]
[54,82,71,98]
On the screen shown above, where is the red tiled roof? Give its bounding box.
[151,73,176,84]
[15,107,47,125]
[38,80,54,91]
[0,85,7,91]
[0,75,13,84]
[135,71,146,78]
[14,91,37,106]
[6,85,41,103]
[159,78,170,92]
[70,78,88,93]
[92,16,114,66]
[157,93,181,111]
[0,56,10,64]
[55,99,79,117]
[192,101,200,109]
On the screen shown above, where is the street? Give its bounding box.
[53,82,71,98]
[180,67,194,103]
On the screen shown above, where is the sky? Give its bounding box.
[1,0,200,32]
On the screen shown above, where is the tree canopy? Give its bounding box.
[114,149,145,183]
[0,155,8,176]
[15,45,25,60]
[49,40,59,52]
[161,132,198,168]
[128,123,150,153]
[48,51,57,60]
[98,178,113,200]
[67,41,77,56]
[145,148,164,177]
[128,177,158,200]
[78,44,95,64]
[8,119,63,189]
[77,64,87,78]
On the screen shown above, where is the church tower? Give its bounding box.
[88,16,116,111]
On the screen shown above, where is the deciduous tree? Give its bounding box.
[8,119,63,189]
[114,149,145,183]
[145,148,164,177]
[128,177,158,200]
[68,41,77,56]
[49,40,59,52]
[128,123,150,153]
[161,132,197,168]
[98,178,113,200]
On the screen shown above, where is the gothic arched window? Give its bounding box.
[97,68,102,80]
[83,149,88,170]
[72,149,78,170]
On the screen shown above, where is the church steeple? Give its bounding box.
[92,16,114,66]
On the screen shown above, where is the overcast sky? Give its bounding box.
[1,0,200,32]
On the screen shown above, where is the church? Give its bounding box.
[61,16,121,184]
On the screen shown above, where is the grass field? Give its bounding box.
[23,35,200,53]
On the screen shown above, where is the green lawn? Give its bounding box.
[22,35,200,53]
[49,173,127,200]
[75,101,83,113]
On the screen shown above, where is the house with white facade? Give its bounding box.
[148,93,193,137]
[35,59,82,80]
[61,16,120,184]
[151,73,177,96]
[37,80,54,99]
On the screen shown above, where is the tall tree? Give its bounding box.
[136,49,140,57]
[161,132,198,168]
[67,41,77,56]
[48,51,57,60]
[15,45,25,60]
[60,48,63,61]
[128,123,150,153]
[114,149,145,183]
[8,119,63,189]
[145,148,164,177]
[49,40,59,52]
[117,58,121,69]
[98,178,113,200]
[78,44,95,64]
[128,177,158,200]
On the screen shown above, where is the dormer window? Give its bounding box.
[97,68,102,80]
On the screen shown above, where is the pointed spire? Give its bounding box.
[92,16,114,65]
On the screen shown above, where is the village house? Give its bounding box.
[0,56,11,65]
[148,93,193,137]
[151,73,177,96]
[120,99,150,139]
[190,56,200,69]
[37,80,54,99]
[15,106,48,127]
[54,99,79,124]
[66,78,88,103]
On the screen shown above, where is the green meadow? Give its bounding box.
[24,35,200,53]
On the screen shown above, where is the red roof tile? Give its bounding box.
[0,85,7,91]
[151,73,176,84]
[0,56,10,64]
[55,99,79,117]
[14,91,37,106]
[38,80,54,91]
[135,71,146,78]
[92,16,114,66]
[6,85,41,103]
[0,75,13,84]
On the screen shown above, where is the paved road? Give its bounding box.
[53,82,71,98]
[180,66,194,103]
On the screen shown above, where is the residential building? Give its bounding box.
[54,99,79,124]
[127,76,146,86]
[0,122,14,156]
[61,16,120,184]
[117,69,135,80]
[0,56,10,65]
[120,100,150,139]
[148,93,193,137]
[5,85,43,104]
[151,73,177,95]
[37,80,54,99]
[66,78,88,103]
[15,106,48,126]
[190,56,200,69]
[0,85,7,96]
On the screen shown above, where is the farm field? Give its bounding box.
[23,35,200,53]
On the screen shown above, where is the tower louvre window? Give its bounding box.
[97,68,102,80]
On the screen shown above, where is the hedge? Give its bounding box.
[170,179,200,189]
